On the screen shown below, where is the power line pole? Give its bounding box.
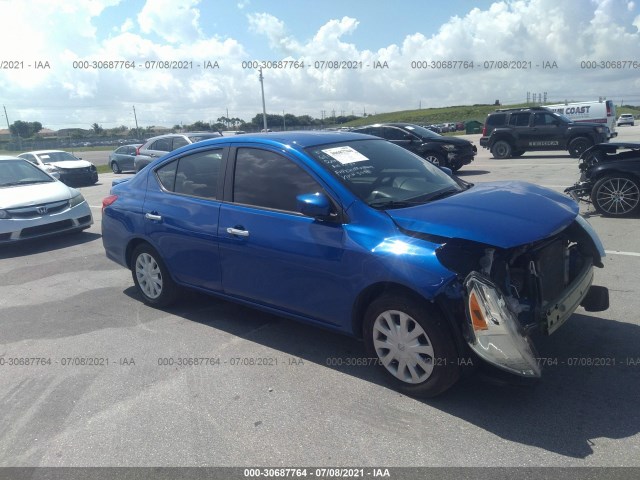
[132,106,140,138]
[259,68,268,132]
[3,105,10,130]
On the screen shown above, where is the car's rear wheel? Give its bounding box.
[131,244,179,307]
[491,140,512,159]
[591,174,640,216]
[363,294,460,397]
[568,137,592,158]
[111,161,121,174]
[423,152,446,168]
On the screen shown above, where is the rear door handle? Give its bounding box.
[226,227,249,237]
[145,212,162,222]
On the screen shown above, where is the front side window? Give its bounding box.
[383,127,411,141]
[233,148,323,212]
[172,137,189,150]
[534,112,557,126]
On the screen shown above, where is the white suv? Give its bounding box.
[617,114,635,126]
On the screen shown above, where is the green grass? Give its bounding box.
[343,102,640,127]
[97,164,113,174]
[342,103,530,127]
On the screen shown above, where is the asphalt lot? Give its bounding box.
[1,128,640,468]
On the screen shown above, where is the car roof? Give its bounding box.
[0,155,24,161]
[195,130,375,149]
[21,150,69,155]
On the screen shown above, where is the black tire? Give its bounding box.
[511,150,525,157]
[111,161,122,174]
[590,174,640,217]
[130,244,179,307]
[423,152,447,168]
[568,137,592,158]
[491,140,512,159]
[363,294,460,397]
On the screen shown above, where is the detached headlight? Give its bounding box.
[69,192,86,208]
[0,209,10,219]
[465,272,541,377]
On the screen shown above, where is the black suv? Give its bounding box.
[479,107,610,159]
[352,123,476,171]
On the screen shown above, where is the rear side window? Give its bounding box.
[156,150,222,199]
[487,114,506,126]
[509,113,530,127]
[151,138,172,152]
[233,148,322,212]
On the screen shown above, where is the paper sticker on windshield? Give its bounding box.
[40,155,50,159]
[322,146,369,164]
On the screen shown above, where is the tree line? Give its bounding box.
[6,112,362,139]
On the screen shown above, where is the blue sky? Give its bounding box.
[1,0,639,130]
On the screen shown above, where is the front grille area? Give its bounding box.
[536,239,567,303]
[77,215,92,224]
[20,219,74,238]
[7,200,69,219]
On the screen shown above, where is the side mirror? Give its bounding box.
[296,193,332,219]
[439,166,453,176]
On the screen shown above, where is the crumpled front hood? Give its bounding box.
[387,181,578,248]
[49,160,93,169]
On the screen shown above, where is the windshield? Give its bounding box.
[402,124,442,139]
[306,139,464,209]
[555,113,571,123]
[38,151,79,162]
[0,160,55,187]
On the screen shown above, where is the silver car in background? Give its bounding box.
[0,156,93,244]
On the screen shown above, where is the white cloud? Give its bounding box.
[2,0,640,129]
[137,0,202,44]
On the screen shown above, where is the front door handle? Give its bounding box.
[226,227,249,237]
[145,212,162,221]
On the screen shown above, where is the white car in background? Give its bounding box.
[0,156,93,244]
[617,114,635,126]
[18,150,98,185]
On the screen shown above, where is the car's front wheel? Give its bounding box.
[568,137,592,158]
[131,244,179,307]
[491,140,512,159]
[591,174,640,216]
[111,161,122,174]
[423,152,446,168]
[363,294,460,397]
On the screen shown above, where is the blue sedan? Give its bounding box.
[102,131,609,396]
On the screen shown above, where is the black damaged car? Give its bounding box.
[352,123,476,171]
[565,142,640,216]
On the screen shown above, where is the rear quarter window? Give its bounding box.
[487,114,507,127]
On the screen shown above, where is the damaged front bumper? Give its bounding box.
[464,273,542,378]
[463,263,608,377]
[564,181,592,202]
